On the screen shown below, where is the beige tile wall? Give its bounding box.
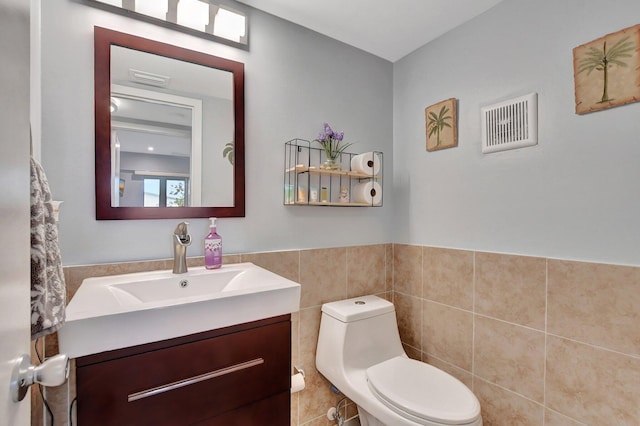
[394,244,640,426]
[39,244,392,426]
[39,243,640,426]
[246,244,393,425]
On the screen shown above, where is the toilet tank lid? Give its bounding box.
[321,295,395,322]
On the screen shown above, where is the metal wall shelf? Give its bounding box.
[284,139,383,207]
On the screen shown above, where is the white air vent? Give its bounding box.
[481,92,537,153]
[128,69,171,88]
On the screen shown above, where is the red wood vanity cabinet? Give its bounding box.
[75,315,291,425]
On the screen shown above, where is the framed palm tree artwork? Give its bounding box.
[573,24,640,114]
[425,98,457,152]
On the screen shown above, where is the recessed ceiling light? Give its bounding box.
[110,97,119,113]
[147,146,155,152]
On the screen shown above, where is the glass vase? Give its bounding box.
[321,158,342,171]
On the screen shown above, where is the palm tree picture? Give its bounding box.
[577,37,634,103]
[222,141,234,165]
[425,98,457,151]
[428,105,451,146]
[573,24,640,114]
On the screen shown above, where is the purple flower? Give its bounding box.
[313,122,353,160]
[323,122,334,138]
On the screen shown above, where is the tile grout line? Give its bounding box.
[391,244,396,302]
[345,247,349,299]
[473,375,545,408]
[297,249,301,287]
[388,244,391,302]
[546,332,640,360]
[391,244,395,302]
[472,251,476,382]
[421,296,475,315]
[426,351,473,376]
[420,246,424,353]
[296,249,301,426]
[545,407,589,426]
[384,244,388,295]
[543,258,548,424]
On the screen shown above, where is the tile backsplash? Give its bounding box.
[37,244,639,425]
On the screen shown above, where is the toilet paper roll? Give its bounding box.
[351,152,381,175]
[291,372,305,393]
[352,181,382,205]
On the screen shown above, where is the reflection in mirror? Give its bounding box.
[95,27,245,219]
[111,84,200,208]
[111,46,234,208]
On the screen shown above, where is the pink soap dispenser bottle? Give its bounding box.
[204,217,222,269]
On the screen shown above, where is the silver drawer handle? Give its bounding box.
[127,358,265,402]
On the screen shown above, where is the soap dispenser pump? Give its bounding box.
[204,217,222,269]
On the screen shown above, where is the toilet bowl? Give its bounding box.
[316,295,482,426]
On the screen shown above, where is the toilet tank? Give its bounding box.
[317,296,405,379]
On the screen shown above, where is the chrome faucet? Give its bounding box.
[172,221,192,274]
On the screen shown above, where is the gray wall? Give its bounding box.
[393,0,640,266]
[41,0,393,265]
[201,96,234,206]
[44,0,639,268]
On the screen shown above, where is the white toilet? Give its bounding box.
[316,295,482,426]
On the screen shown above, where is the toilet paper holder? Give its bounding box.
[291,365,306,394]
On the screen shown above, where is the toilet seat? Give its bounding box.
[366,357,480,425]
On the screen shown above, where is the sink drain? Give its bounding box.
[179,279,189,288]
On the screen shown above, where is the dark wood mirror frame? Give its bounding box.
[94,26,245,220]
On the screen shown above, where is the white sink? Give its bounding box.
[58,263,301,358]
[107,269,242,305]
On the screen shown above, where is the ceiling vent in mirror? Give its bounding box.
[128,69,171,87]
[481,92,537,153]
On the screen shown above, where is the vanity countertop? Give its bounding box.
[58,262,301,358]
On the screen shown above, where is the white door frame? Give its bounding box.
[111,84,203,206]
[0,0,33,423]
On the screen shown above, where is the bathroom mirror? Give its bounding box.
[94,26,245,219]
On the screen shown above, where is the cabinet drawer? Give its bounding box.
[77,319,291,425]
[194,391,290,426]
